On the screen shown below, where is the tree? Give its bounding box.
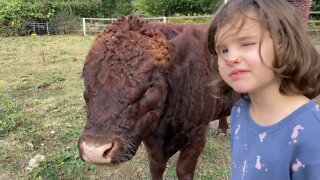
[113,0,134,17]
[97,0,116,17]
[133,0,166,17]
[310,0,320,22]
[167,0,222,16]
[133,0,222,17]
[311,0,320,11]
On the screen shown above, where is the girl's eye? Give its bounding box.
[242,42,256,47]
[221,48,229,54]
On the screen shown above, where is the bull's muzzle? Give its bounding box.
[78,137,115,164]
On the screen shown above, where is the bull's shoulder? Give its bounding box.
[151,23,208,40]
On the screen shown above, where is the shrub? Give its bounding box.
[49,10,81,35]
[167,14,212,24]
[0,0,46,36]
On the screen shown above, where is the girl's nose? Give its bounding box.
[223,51,241,65]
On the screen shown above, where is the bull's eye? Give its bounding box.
[140,87,162,110]
[119,119,133,130]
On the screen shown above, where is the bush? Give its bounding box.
[49,10,81,35]
[0,0,47,36]
[0,20,29,37]
[167,14,212,24]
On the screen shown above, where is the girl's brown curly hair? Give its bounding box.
[207,0,320,99]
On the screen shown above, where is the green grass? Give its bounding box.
[0,35,230,179]
[0,34,319,179]
[0,35,97,179]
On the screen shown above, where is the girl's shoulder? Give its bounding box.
[310,101,320,121]
[294,100,320,140]
[278,100,320,129]
[293,102,320,164]
[300,100,320,124]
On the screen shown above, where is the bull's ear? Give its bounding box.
[139,71,168,112]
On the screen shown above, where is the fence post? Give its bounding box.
[163,17,167,23]
[32,23,36,34]
[83,18,86,36]
[46,22,50,35]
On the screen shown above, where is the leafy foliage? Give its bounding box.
[167,14,211,23]
[0,0,48,36]
[134,0,222,16]
[0,0,319,36]
[312,0,320,11]
[166,0,222,16]
[133,0,167,17]
[49,9,81,34]
[113,0,134,17]
[309,0,320,30]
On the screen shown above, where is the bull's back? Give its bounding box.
[152,23,208,40]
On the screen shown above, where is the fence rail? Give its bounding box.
[82,11,320,36]
[27,22,50,35]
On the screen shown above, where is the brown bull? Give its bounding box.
[78,16,237,180]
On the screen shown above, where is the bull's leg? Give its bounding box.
[213,117,229,137]
[176,127,208,180]
[144,141,169,180]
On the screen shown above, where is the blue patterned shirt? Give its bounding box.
[230,99,320,180]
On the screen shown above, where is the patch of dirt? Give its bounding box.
[37,82,51,89]
[0,174,14,180]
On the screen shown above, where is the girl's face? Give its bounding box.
[215,12,279,95]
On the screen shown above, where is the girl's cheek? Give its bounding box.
[217,60,222,68]
[218,60,226,71]
[218,64,228,78]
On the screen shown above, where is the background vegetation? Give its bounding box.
[1,0,319,36]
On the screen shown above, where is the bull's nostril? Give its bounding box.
[103,142,114,158]
[81,141,114,163]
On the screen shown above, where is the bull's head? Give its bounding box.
[78,17,170,165]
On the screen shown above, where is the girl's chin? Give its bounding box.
[231,86,250,94]
[226,81,252,93]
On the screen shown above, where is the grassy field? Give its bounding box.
[0,35,234,180]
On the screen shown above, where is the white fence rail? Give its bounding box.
[82,12,320,36]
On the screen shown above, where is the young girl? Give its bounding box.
[207,0,320,179]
